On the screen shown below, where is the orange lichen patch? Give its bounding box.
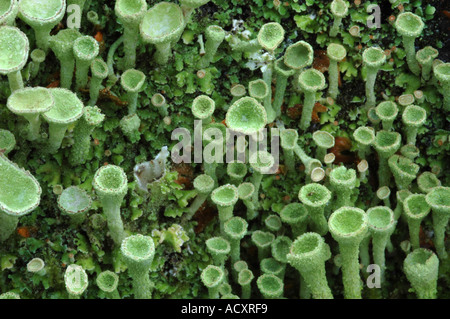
[47,71,60,88]
[17,226,38,238]
[99,88,128,107]
[93,138,100,146]
[173,162,194,178]
[313,50,329,73]
[443,10,450,19]
[174,175,191,188]
[221,119,228,127]
[287,104,302,119]
[94,31,103,43]
[287,102,328,122]
[173,163,194,189]
[47,80,60,88]
[312,102,328,123]
[194,203,217,234]
[50,23,64,36]
[329,136,356,164]
[278,164,287,175]
[397,4,404,12]
[94,31,106,54]
[283,195,291,202]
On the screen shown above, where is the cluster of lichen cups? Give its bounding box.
[0,0,448,301]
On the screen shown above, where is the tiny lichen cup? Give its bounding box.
[64,264,88,299]
[375,101,398,131]
[192,95,215,124]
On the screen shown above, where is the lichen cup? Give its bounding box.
[283,41,314,70]
[373,130,401,187]
[433,63,450,111]
[0,26,29,92]
[402,104,427,145]
[140,2,184,65]
[312,131,335,162]
[121,234,155,299]
[403,248,439,299]
[287,232,333,299]
[352,126,375,159]
[43,88,84,154]
[298,69,326,130]
[362,47,386,108]
[299,183,331,235]
[327,43,346,99]
[115,0,148,70]
[0,0,19,26]
[18,0,66,52]
[226,97,267,136]
[121,68,146,115]
[425,186,450,259]
[328,206,368,299]
[7,87,54,141]
[58,186,92,226]
[49,29,82,89]
[395,12,425,76]
[93,165,128,246]
[0,154,42,242]
[0,129,15,156]
[375,101,398,131]
[192,95,215,124]
[73,35,99,90]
